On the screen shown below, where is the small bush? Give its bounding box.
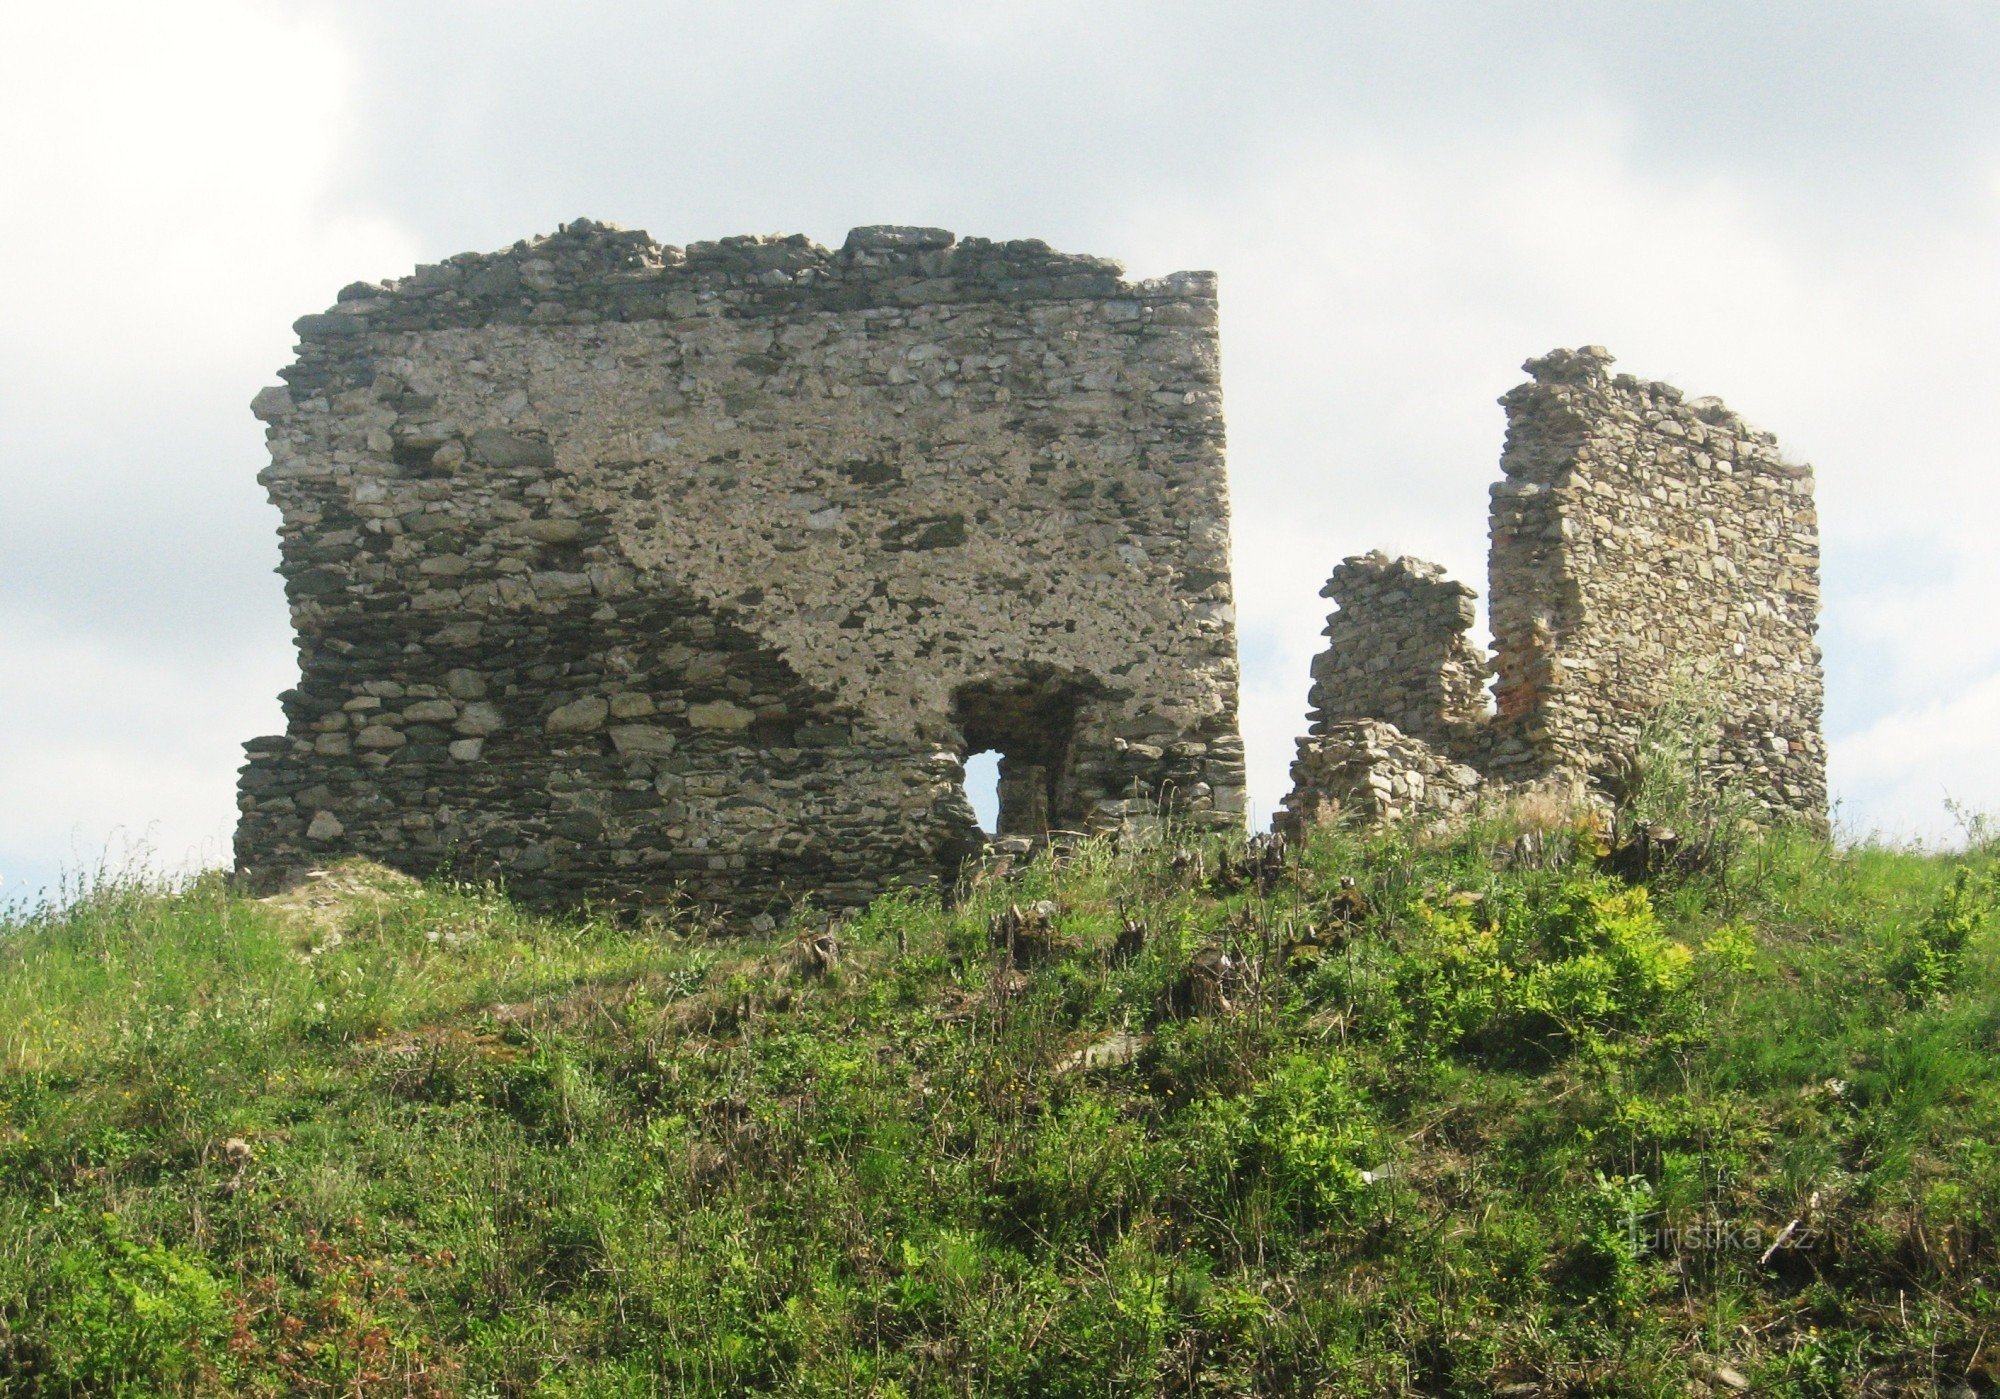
[1883,865,1998,1003]
[35,1215,231,1392]
[1176,1052,1379,1234]
[1340,873,1698,1064]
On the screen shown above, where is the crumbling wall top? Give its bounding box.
[1303,551,1489,754]
[1503,345,1808,483]
[287,220,1217,362]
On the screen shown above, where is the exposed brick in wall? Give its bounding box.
[1284,346,1826,832]
[235,221,1247,923]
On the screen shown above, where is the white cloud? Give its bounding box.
[0,3,411,387]
[0,1,418,895]
[1832,672,2000,845]
[0,611,293,894]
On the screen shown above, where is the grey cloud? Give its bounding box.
[0,410,290,659]
[324,0,2000,264]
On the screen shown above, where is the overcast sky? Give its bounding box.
[4,0,1999,904]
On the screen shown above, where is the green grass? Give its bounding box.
[1,816,1996,1396]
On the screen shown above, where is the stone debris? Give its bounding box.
[1055,1028,1148,1075]
[1283,346,1825,835]
[1286,719,1486,829]
[258,857,421,945]
[233,221,1246,924]
[1161,943,1248,1018]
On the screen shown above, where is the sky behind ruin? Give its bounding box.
[5,0,2000,902]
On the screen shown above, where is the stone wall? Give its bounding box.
[1302,552,1489,751]
[1487,347,1825,815]
[236,221,1246,922]
[1285,720,1484,830]
[1284,346,1825,831]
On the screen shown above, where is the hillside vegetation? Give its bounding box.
[1,804,1997,1395]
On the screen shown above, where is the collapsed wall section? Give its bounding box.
[1280,552,1489,832]
[1302,552,1489,750]
[235,221,1246,921]
[1283,720,1484,831]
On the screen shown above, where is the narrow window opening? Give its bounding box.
[964,749,1002,835]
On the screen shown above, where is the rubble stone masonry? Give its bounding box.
[1285,346,1825,832]
[1303,552,1489,752]
[235,221,1246,922]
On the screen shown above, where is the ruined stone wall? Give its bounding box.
[236,221,1246,921]
[1285,346,1826,830]
[1487,347,1825,818]
[1301,552,1489,751]
[1284,720,1484,831]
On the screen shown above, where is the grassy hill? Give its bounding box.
[1,807,1997,1396]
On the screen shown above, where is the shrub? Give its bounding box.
[1505,881,1694,1053]
[1883,865,1998,1003]
[1178,1053,1378,1233]
[1609,670,1760,883]
[1361,874,1697,1064]
[35,1215,231,1392]
[1395,905,1511,1053]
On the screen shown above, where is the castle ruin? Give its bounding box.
[234,223,1827,920]
[1282,346,1826,831]
[234,221,1246,922]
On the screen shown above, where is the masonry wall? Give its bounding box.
[1284,346,1826,831]
[1487,347,1825,818]
[1302,552,1489,751]
[235,221,1246,922]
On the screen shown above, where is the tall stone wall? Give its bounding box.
[1285,346,1825,831]
[236,221,1246,922]
[1488,347,1825,815]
